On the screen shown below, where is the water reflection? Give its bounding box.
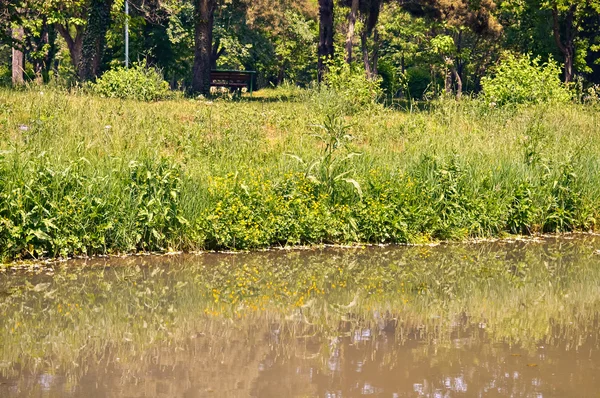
[1,236,600,396]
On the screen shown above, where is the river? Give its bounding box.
[1,236,599,397]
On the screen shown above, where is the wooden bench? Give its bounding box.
[210,70,256,94]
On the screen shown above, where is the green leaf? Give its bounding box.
[33,229,51,241]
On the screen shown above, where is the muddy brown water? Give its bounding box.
[1,236,600,397]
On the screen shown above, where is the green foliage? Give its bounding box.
[272,11,318,84]
[1,88,600,262]
[405,67,433,100]
[312,57,382,115]
[542,160,582,233]
[0,65,10,86]
[91,62,172,101]
[506,182,536,234]
[0,150,187,261]
[126,159,189,250]
[287,113,363,202]
[377,60,402,99]
[480,54,571,107]
[0,153,116,260]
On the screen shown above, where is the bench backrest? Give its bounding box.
[210,71,254,82]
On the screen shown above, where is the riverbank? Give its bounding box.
[1,88,600,262]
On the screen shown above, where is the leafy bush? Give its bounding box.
[0,65,11,86]
[480,54,571,107]
[406,67,433,100]
[91,62,172,101]
[377,60,402,100]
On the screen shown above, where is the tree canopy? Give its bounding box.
[2,0,600,95]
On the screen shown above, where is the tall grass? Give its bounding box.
[1,88,600,261]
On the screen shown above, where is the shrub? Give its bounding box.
[0,65,11,86]
[377,60,402,100]
[406,67,433,100]
[480,54,571,107]
[91,62,172,101]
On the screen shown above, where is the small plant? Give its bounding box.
[480,54,571,107]
[542,160,581,233]
[91,61,172,101]
[286,113,363,201]
[127,159,189,250]
[506,182,536,234]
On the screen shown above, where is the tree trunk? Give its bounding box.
[12,26,24,85]
[79,0,114,81]
[452,67,462,99]
[345,0,359,64]
[210,37,224,70]
[371,28,380,77]
[361,29,372,79]
[563,48,574,83]
[56,24,84,73]
[552,4,576,83]
[43,24,58,83]
[31,19,57,83]
[318,0,334,83]
[444,69,452,95]
[192,0,217,95]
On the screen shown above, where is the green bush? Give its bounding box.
[405,67,433,100]
[377,60,402,99]
[91,62,172,101]
[0,65,11,86]
[480,54,571,107]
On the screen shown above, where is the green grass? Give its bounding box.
[1,87,600,261]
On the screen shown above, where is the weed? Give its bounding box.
[286,113,363,202]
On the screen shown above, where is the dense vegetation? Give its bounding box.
[2,1,600,262]
[3,0,600,95]
[1,86,600,261]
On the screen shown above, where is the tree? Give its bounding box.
[43,0,115,81]
[409,0,502,96]
[0,0,24,44]
[1,1,26,84]
[192,0,217,95]
[346,0,359,63]
[47,0,87,73]
[78,0,114,81]
[12,26,25,85]
[359,0,385,78]
[543,0,600,83]
[318,0,335,82]
[502,0,600,83]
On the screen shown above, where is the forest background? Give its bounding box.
[2,0,600,98]
[3,0,600,262]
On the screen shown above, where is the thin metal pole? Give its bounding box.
[125,0,129,68]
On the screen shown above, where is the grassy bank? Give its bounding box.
[1,88,600,261]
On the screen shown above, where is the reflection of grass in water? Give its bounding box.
[1,237,600,379]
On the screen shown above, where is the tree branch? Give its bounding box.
[552,4,567,55]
